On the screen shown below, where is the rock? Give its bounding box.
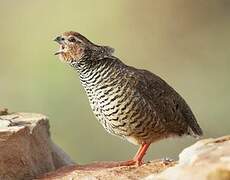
[39,136,230,180]
[1,112,229,180]
[145,136,230,180]
[0,107,8,115]
[37,160,176,180]
[0,112,75,180]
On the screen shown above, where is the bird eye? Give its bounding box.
[68,37,76,42]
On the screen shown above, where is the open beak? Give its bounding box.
[54,36,64,55]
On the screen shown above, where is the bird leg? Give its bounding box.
[113,143,151,167]
[133,143,150,165]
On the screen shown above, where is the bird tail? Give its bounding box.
[188,125,203,139]
[182,106,203,138]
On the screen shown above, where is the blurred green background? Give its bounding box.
[0,0,230,164]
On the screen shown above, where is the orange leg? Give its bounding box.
[133,143,150,165]
[116,143,151,166]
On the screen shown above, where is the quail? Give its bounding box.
[54,31,203,166]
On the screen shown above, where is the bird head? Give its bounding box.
[54,31,114,64]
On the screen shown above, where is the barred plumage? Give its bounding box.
[54,31,203,166]
[75,57,202,144]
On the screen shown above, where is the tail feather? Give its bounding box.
[182,105,203,138]
[188,126,203,139]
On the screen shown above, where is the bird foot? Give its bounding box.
[65,160,143,171]
[116,159,144,167]
[79,159,144,169]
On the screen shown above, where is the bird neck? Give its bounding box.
[69,45,115,71]
[73,57,124,81]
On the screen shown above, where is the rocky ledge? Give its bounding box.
[0,112,74,180]
[0,112,229,180]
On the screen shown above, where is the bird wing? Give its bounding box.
[128,67,203,137]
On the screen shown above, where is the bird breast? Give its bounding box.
[79,61,146,138]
